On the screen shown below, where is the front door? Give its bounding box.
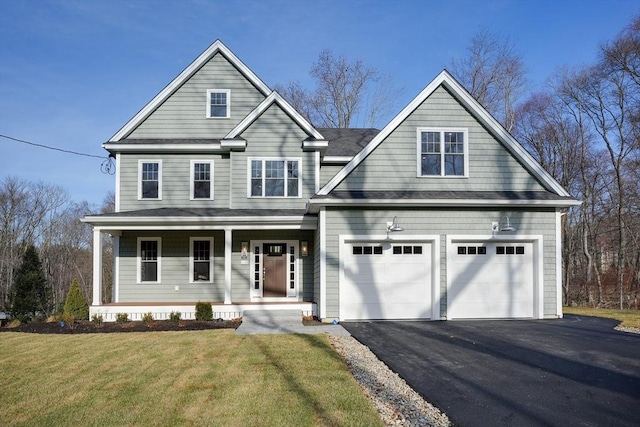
[263,243,287,297]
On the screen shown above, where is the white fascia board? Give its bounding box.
[317,70,573,199]
[110,40,271,142]
[220,139,247,150]
[302,140,329,151]
[306,198,581,213]
[103,142,223,153]
[321,156,352,164]
[225,91,324,140]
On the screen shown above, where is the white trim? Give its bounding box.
[112,234,120,303]
[220,139,247,150]
[114,153,121,212]
[247,157,302,198]
[318,70,572,198]
[137,160,162,200]
[445,234,544,320]
[321,156,353,164]
[314,151,320,194]
[416,127,469,178]
[225,91,324,140]
[302,140,329,151]
[104,142,224,153]
[110,40,270,141]
[556,209,563,318]
[224,228,232,304]
[338,234,440,321]
[190,160,214,200]
[189,237,215,283]
[206,89,230,119]
[319,208,327,319]
[137,237,162,284]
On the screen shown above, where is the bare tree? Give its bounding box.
[276,50,402,128]
[450,29,527,132]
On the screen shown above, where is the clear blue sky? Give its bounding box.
[0,0,637,208]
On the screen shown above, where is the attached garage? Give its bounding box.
[340,238,438,320]
[447,237,542,319]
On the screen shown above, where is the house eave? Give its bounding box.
[81,215,318,230]
[103,142,225,154]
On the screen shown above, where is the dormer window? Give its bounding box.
[207,89,230,118]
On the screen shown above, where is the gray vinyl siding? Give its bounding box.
[230,104,317,209]
[335,86,548,192]
[118,231,225,302]
[117,230,315,304]
[118,153,228,211]
[322,208,557,319]
[127,53,267,139]
[320,164,345,188]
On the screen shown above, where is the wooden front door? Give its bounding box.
[263,243,287,297]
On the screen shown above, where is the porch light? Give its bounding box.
[241,241,249,264]
[386,216,404,237]
[301,241,309,257]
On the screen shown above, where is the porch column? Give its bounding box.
[112,234,120,303]
[92,228,103,306]
[224,227,232,304]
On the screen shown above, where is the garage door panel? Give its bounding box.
[449,242,534,319]
[341,242,432,320]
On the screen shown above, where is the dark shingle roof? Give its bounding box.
[319,128,380,157]
[95,207,310,218]
[312,190,575,202]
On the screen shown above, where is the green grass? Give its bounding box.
[564,306,640,328]
[0,330,383,427]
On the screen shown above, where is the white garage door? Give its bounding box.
[448,242,534,319]
[341,242,432,320]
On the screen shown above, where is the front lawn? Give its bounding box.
[0,330,383,426]
[563,306,640,328]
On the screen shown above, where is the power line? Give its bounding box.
[0,134,105,159]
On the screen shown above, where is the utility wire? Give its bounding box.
[0,134,105,159]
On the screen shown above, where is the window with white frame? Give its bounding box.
[138,238,161,283]
[139,160,162,199]
[206,89,230,118]
[190,237,214,282]
[191,160,213,200]
[249,158,300,198]
[418,128,468,177]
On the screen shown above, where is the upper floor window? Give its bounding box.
[207,89,230,118]
[249,158,300,198]
[139,160,162,200]
[138,237,161,283]
[190,237,214,283]
[417,128,468,177]
[191,160,213,200]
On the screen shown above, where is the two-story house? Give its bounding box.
[82,40,579,322]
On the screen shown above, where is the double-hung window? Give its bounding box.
[139,160,162,199]
[206,89,230,118]
[138,237,161,283]
[249,158,300,198]
[191,160,213,200]
[190,237,214,282]
[417,128,468,177]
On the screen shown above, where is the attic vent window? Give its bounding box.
[417,128,468,177]
[207,89,230,118]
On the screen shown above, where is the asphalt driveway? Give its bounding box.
[342,315,640,427]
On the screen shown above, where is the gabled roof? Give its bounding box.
[225,91,325,141]
[109,40,271,142]
[317,70,572,198]
[319,128,380,157]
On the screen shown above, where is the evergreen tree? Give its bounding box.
[63,279,89,320]
[10,245,50,319]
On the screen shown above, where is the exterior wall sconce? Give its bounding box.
[301,241,309,257]
[492,216,516,235]
[241,241,249,264]
[386,216,404,238]
[500,216,516,232]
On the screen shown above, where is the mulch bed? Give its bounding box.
[1,319,241,334]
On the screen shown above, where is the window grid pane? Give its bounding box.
[209,92,228,117]
[420,131,464,176]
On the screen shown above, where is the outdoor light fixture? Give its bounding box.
[301,241,309,257]
[241,241,249,264]
[386,216,404,238]
[500,216,516,232]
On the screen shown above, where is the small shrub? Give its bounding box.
[64,279,89,320]
[115,313,129,324]
[195,302,213,321]
[91,314,104,325]
[142,312,154,324]
[169,311,181,322]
